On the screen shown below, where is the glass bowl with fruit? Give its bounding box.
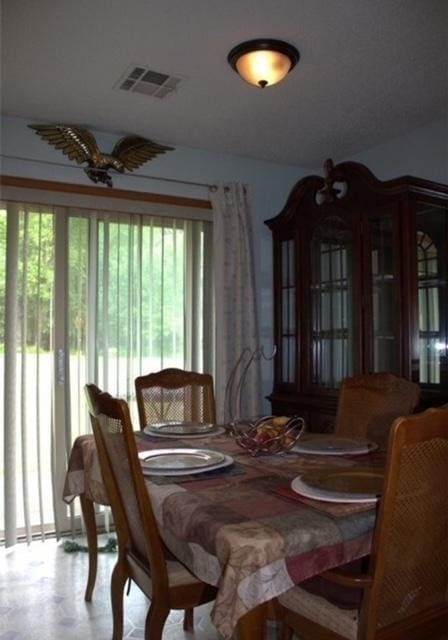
[230,415,305,456]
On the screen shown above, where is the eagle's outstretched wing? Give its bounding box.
[112,135,174,171]
[28,124,99,164]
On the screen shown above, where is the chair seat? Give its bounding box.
[167,559,205,587]
[127,550,207,600]
[278,586,359,640]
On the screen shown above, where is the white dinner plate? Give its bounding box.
[139,450,234,476]
[145,421,216,436]
[292,434,377,456]
[291,468,383,503]
[143,425,225,439]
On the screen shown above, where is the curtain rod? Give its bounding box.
[0,154,213,189]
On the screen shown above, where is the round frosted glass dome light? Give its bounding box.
[228,39,300,89]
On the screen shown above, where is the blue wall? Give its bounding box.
[344,117,448,184]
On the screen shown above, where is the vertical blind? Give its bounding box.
[1,198,213,545]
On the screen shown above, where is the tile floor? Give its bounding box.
[2,539,447,640]
[0,536,280,640]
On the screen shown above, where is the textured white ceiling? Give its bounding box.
[2,0,447,167]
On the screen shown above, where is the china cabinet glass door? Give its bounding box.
[416,203,448,385]
[310,216,355,387]
[280,239,296,383]
[369,214,399,373]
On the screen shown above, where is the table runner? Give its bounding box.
[63,431,382,638]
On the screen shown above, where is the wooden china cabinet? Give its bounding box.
[265,159,448,432]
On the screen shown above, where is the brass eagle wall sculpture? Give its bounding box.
[28,124,174,187]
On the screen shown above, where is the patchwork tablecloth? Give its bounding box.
[63,431,382,639]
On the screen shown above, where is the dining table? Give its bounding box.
[63,427,384,639]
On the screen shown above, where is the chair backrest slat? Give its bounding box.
[361,406,448,637]
[135,368,216,429]
[335,372,420,449]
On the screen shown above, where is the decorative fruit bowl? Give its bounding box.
[231,415,305,456]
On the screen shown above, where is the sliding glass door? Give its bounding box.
[1,199,212,545]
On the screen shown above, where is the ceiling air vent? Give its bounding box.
[117,65,184,99]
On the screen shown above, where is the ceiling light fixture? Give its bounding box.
[227,39,300,88]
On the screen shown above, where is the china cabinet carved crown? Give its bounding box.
[265,159,448,432]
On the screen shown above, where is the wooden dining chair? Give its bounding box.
[275,404,448,640]
[134,368,216,429]
[334,372,420,449]
[84,384,217,640]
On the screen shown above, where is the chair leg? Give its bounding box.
[80,494,98,602]
[111,560,128,640]
[183,607,194,631]
[144,602,169,640]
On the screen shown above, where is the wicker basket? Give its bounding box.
[231,415,305,456]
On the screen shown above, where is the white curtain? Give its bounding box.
[210,183,262,422]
